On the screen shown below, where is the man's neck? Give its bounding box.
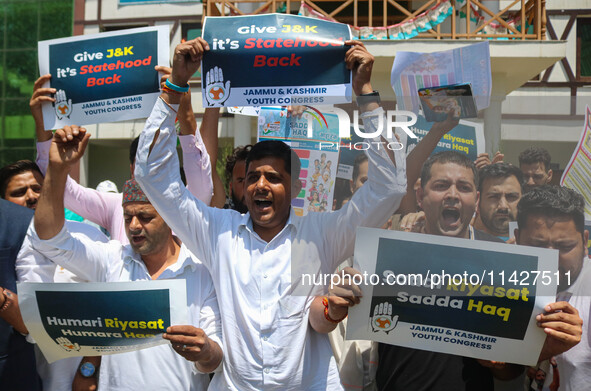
[141,237,181,279]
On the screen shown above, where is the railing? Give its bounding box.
[204,0,546,40]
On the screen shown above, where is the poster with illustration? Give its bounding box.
[257,106,340,216]
[391,42,491,116]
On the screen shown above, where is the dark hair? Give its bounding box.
[0,160,43,198]
[225,144,253,184]
[352,153,368,183]
[517,185,585,236]
[129,136,140,165]
[518,147,551,171]
[478,163,524,193]
[420,151,478,189]
[246,140,301,179]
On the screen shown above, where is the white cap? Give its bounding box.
[96,180,118,193]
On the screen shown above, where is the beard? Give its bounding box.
[232,192,248,214]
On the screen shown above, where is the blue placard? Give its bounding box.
[38,26,169,130]
[201,14,352,107]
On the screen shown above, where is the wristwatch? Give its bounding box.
[356,90,381,106]
[79,361,97,377]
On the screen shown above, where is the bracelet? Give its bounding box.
[0,289,12,312]
[356,90,381,106]
[162,85,185,95]
[165,78,190,93]
[322,296,347,324]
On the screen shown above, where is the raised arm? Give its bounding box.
[200,108,226,208]
[32,127,116,282]
[135,38,225,271]
[31,75,123,236]
[318,41,407,271]
[156,65,214,205]
[35,126,90,239]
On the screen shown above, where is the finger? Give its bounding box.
[541,327,581,345]
[54,128,68,143]
[330,286,361,304]
[31,95,56,105]
[542,301,580,315]
[155,65,172,74]
[33,74,52,90]
[75,132,91,156]
[538,320,582,335]
[164,334,206,346]
[32,87,57,99]
[166,325,202,335]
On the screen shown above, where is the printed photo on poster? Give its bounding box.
[257,106,340,216]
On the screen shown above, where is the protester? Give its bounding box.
[0,160,44,209]
[0,159,108,391]
[30,125,222,390]
[134,37,406,390]
[518,147,553,192]
[0,199,41,390]
[516,185,587,391]
[376,151,582,390]
[473,163,523,240]
[223,145,252,213]
[30,70,214,244]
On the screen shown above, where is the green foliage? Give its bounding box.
[0,0,73,164]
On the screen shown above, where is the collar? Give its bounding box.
[239,208,296,237]
[122,240,199,275]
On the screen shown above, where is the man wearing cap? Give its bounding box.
[30,125,222,390]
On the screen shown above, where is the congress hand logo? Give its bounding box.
[56,336,81,352]
[204,66,231,107]
[371,301,399,334]
[54,89,72,120]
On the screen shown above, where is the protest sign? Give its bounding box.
[19,280,187,363]
[347,228,558,365]
[404,115,484,161]
[561,106,591,220]
[38,26,169,130]
[201,14,352,108]
[257,106,340,216]
[391,41,491,116]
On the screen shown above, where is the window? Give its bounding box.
[577,18,591,81]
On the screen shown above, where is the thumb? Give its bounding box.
[78,132,91,155]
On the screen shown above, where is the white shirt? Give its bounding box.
[134,99,406,390]
[555,258,591,391]
[29,222,222,391]
[17,220,109,391]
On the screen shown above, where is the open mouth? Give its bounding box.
[254,199,273,209]
[441,208,460,226]
[131,235,145,244]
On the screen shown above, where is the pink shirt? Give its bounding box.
[36,133,212,245]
